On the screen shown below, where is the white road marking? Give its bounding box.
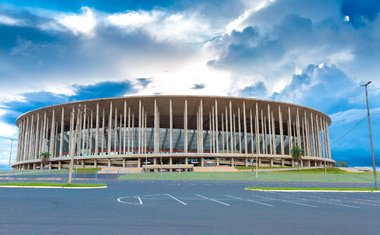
[166,194,187,205]
[196,194,230,206]
[225,195,273,207]
[273,193,359,209]
[137,196,143,205]
[251,194,316,208]
[117,196,143,205]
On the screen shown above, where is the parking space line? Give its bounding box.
[251,194,316,208]
[273,193,359,209]
[137,196,143,205]
[196,194,230,206]
[225,194,273,207]
[117,196,143,205]
[166,194,187,205]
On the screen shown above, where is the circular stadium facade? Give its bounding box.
[13,95,334,171]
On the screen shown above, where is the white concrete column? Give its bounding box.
[221,111,225,153]
[288,107,292,154]
[101,109,105,154]
[123,101,126,154]
[249,108,253,154]
[82,107,86,156]
[225,107,229,153]
[200,99,203,153]
[261,109,265,154]
[138,100,141,154]
[209,112,212,153]
[229,101,233,153]
[310,112,315,157]
[267,105,272,154]
[271,111,276,155]
[114,108,118,153]
[42,111,47,153]
[108,102,112,155]
[28,115,34,160]
[154,99,159,153]
[233,113,236,153]
[215,100,219,153]
[263,115,267,154]
[279,106,284,155]
[296,109,301,147]
[169,99,173,153]
[238,108,242,154]
[255,103,260,155]
[89,111,93,155]
[243,102,248,155]
[34,113,40,159]
[59,108,64,157]
[95,103,99,156]
[184,99,188,153]
[132,113,135,153]
[127,107,131,153]
[212,107,215,153]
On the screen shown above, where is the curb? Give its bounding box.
[0,185,107,189]
[244,188,380,193]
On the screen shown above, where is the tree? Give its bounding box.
[40,152,50,169]
[334,160,348,167]
[291,146,305,171]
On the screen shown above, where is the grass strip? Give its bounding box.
[0,182,106,187]
[245,187,380,191]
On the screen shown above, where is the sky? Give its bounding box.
[0,0,380,169]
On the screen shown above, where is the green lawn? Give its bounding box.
[0,182,106,187]
[118,171,379,183]
[270,167,348,174]
[235,166,296,170]
[245,187,380,191]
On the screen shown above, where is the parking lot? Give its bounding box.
[1,180,379,234]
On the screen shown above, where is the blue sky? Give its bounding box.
[0,0,380,168]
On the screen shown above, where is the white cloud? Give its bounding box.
[108,10,218,42]
[108,10,158,28]
[0,15,22,26]
[58,7,97,36]
[330,107,380,126]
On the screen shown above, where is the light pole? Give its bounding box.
[361,81,378,189]
[8,139,13,178]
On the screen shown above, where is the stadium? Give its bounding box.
[12,95,334,171]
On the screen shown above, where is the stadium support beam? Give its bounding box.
[261,109,265,154]
[238,108,242,153]
[255,103,260,155]
[215,100,219,153]
[123,101,126,154]
[279,105,284,155]
[154,99,159,153]
[101,109,105,154]
[221,111,224,153]
[108,102,112,155]
[184,99,188,153]
[243,102,248,155]
[225,107,229,153]
[267,105,272,154]
[95,103,99,156]
[229,101,233,153]
[271,111,276,155]
[114,107,118,154]
[287,107,292,155]
[128,107,130,153]
[170,99,173,153]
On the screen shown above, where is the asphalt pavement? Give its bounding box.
[1,180,379,234]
